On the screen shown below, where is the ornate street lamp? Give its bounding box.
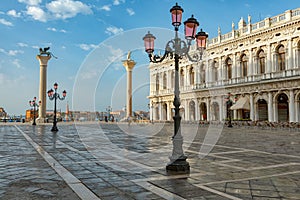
[143,3,208,172]
[106,106,112,122]
[29,97,41,125]
[225,93,233,128]
[47,83,66,132]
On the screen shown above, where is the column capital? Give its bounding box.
[122,60,136,71]
[36,55,51,66]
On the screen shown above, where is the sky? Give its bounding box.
[0,0,299,116]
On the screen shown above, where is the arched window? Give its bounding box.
[180,69,184,87]
[189,67,195,85]
[241,54,248,77]
[278,45,285,71]
[213,61,218,82]
[155,74,159,91]
[258,50,266,74]
[163,73,167,89]
[226,58,232,79]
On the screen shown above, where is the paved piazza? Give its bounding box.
[0,123,299,200]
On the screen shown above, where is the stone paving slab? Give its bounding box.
[0,123,299,199]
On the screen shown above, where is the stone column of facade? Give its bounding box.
[266,44,272,78]
[268,92,274,122]
[219,98,223,121]
[249,49,253,77]
[36,55,51,123]
[250,93,254,121]
[206,98,210,121]
[194,99,200,121]
[295,97,299,122]
[184,99,188,121]
[289,90,295,122]
[287,39,293,74]
[122,57,136,118]
[153,103,158,120]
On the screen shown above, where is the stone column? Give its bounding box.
[268,92,274,122]
[36,55,51,123]
[287,39,293,74]
[122,57,136,118]
[195,99,200,121]
[250,93,254,120]
[289,90,295,122]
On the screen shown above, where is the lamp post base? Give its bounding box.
[166,156,190,173]
[51,126,58,132]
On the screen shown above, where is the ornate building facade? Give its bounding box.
[148,8,300,123]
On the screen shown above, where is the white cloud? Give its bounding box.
[18,43,28,47]
[126,8,135,16]
[105,26,123,35]
[0,48,23,56]
[47,27,67,33]
[26,6,47,22]
[0,18,13,26]
[12,59,22,69]
[7,10,21,18]
[113,0,125,5]
[8,50,24,56]
[18,0,42,6]
[100,5,111,11]
[79,43,98,51]
[46,0,92,20]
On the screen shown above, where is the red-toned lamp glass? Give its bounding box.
[54,83,58,90]
[184,15,199,40]
[47,90,51,97]
[62,90,67,97]
[143,31,156,54]
[170,3,184,27]
[195,29,208,49]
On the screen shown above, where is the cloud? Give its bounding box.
[26,6,47,22]
[18,43,28,47]
[12,59,22,69]
[0,48,24,56]
[113,0,125,6]
[7,10,21,18]
[79,43,98,51]
[18,0,42,6]
[126,8,135,16]
[8,50,24,56]
[46,0,92,20]
[0,18,13,26]
[100,5,111,11]
[105,26,124,35]
[47,27,67,33]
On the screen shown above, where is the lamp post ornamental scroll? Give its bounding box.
[143,2,208,172]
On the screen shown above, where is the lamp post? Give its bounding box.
[225,93,233,128]
[47,83,66,132]
[106,106,112,121]
[29,97,40,125]
[143,3,208,172]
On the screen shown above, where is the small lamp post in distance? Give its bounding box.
[29,97,41,125]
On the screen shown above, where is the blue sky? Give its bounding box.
[0,0,299,115]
